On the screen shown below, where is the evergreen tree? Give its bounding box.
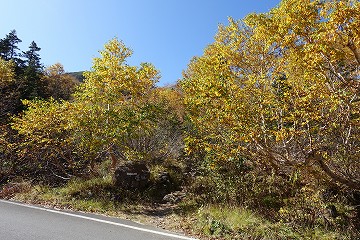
[21,41,43,99]
[0,30,21,61]
[0,30,24,72]
[23,41,42,69]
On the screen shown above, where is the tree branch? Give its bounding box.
[347,39,360,65]
[310,152,360,190]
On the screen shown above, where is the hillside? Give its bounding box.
[67,71,85,82]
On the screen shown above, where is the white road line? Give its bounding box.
[0,199,197,240]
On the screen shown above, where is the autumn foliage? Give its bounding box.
[7,38,184,182]
[0,0,359,236]
[180,0,359,232]
[181,0,359,191]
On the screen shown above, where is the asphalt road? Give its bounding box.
[0,200,197,240]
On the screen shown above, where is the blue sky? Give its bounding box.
[1,0,280,86]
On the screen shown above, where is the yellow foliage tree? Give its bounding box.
[12,99,81,181]
[12,38,166,176]
[69,38,161,167]
[12,37,187,180]
[181,0,360,190]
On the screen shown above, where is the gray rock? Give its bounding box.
[113,162,150,190]
[162,191,186,204]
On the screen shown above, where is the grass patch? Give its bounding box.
[14,176,134,215]
[192,205,351,240]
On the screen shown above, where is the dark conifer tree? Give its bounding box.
[21,41,44,99]
[0,30,21,60]
[0,30,24,72]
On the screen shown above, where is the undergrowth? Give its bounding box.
[13,176,149,214]
[4,176,357,240]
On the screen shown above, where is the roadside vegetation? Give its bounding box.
[1,0,359,239]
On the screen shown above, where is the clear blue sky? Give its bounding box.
[1,0,280,86]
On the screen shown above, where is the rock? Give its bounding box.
[113,162,150,190]
[158,171,171,184]
[162,191,186,204]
